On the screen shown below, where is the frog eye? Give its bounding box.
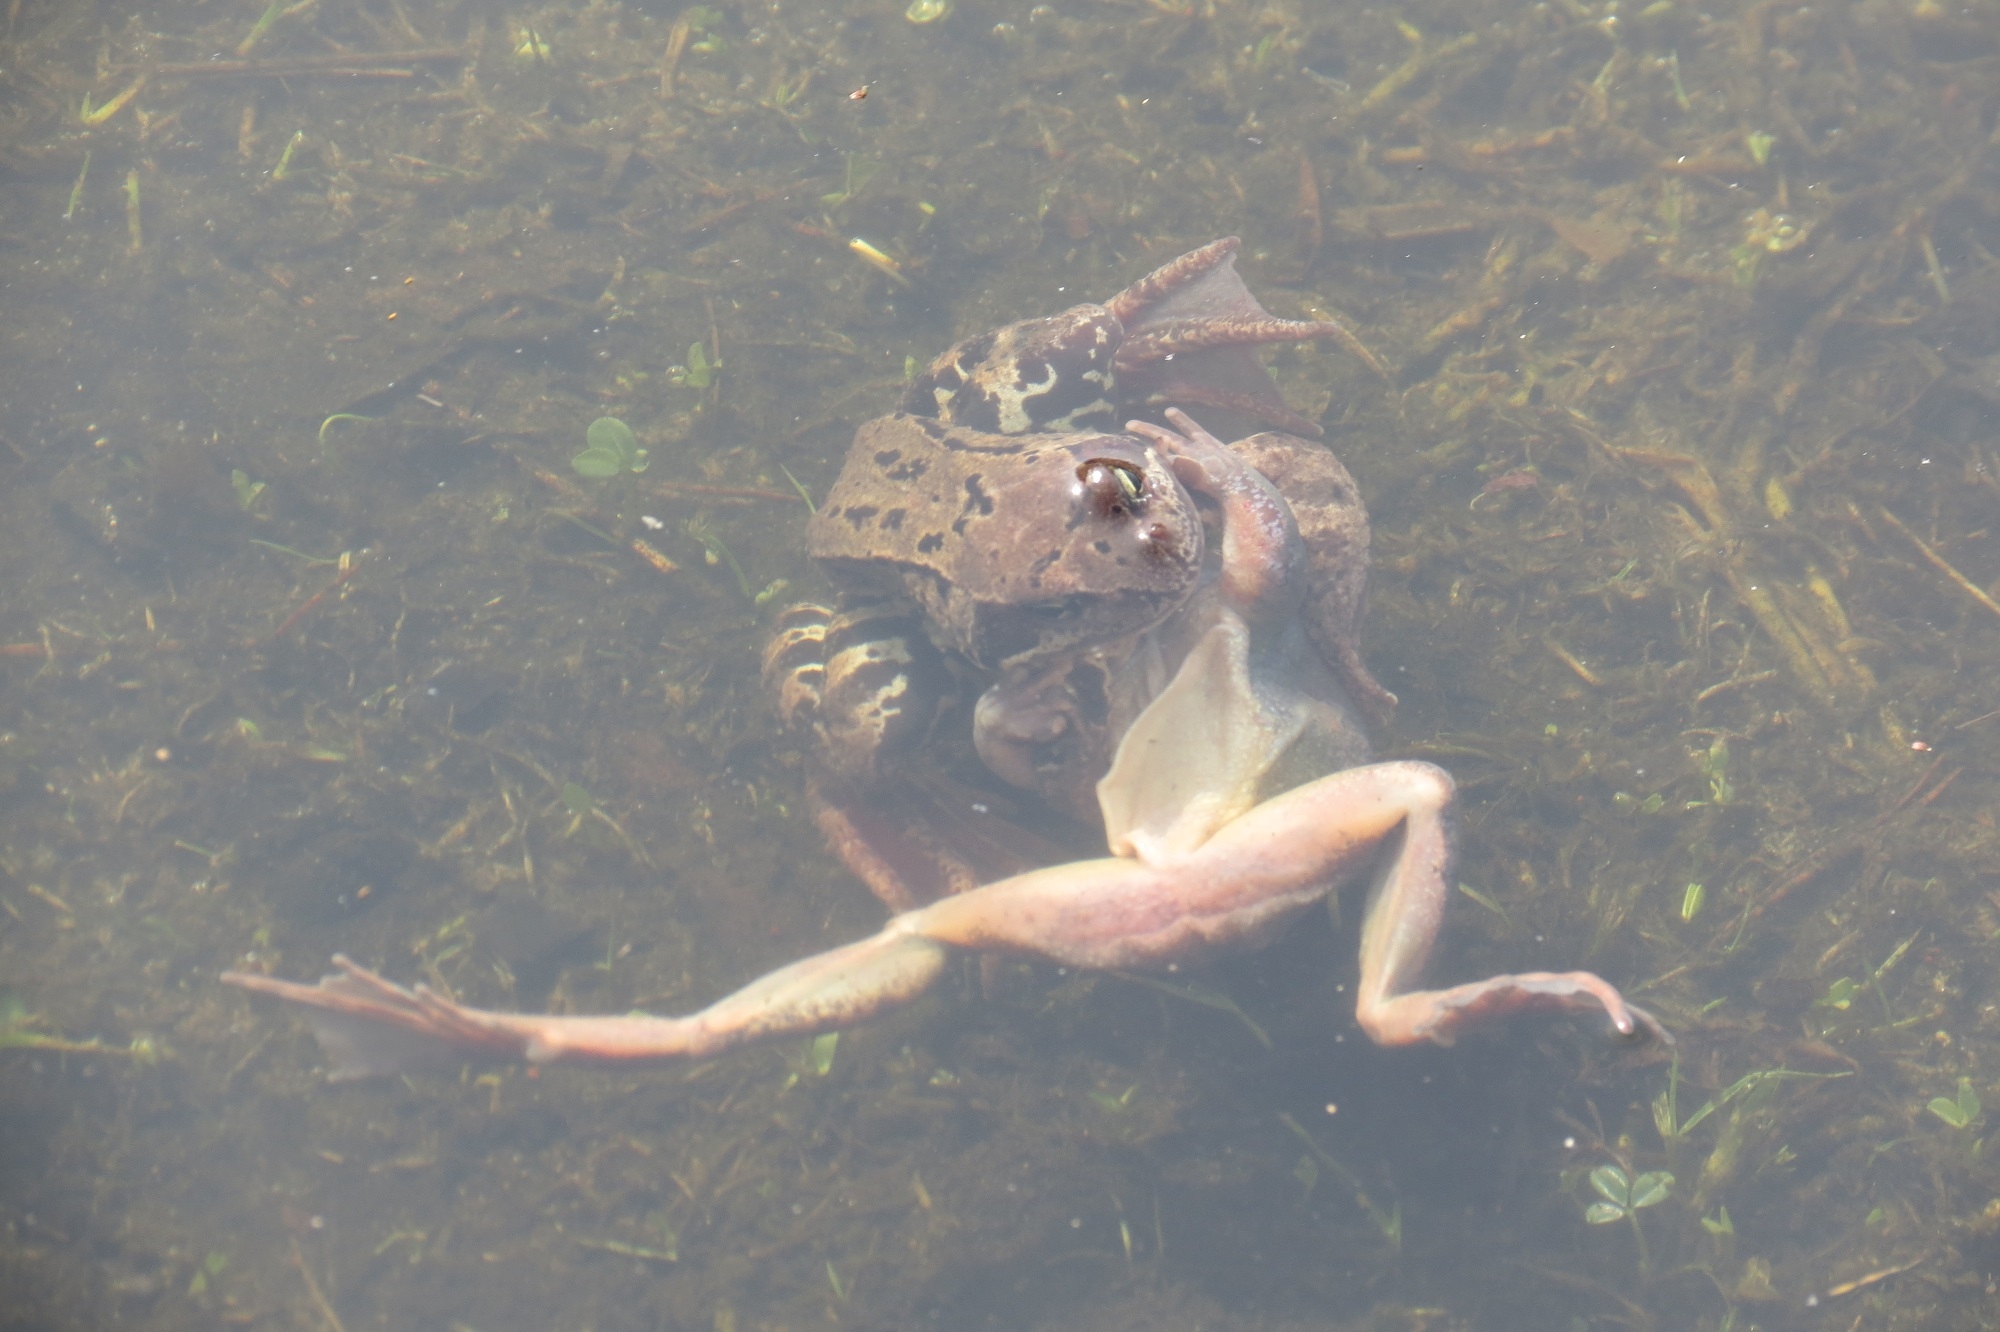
[1075,458,1145,519]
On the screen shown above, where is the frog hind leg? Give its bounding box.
[223,928,956,1080]
[1347,761,1669,1047]
[1106,238,1343,438]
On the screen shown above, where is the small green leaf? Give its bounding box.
[1930,1078,1979,1128]
[1680,882,1705,922]
[586,417,640,463]
[1701,1206,1734,1236]
[576,418,647,475]
[1088,1085,1137,1113]
[1817,976,1859,1010]
[230,469,266,510]
[683,342,712,389]
[570,447,623,478]
[560,781,595,815]
[809,1031,838,1076]
[1588,1164,1630,1207]
[1926,1096,1968,1128]
[1584,1202,1626,1225]
[1628,1171,1674,1210]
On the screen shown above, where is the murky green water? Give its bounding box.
[4,0,2000,1327]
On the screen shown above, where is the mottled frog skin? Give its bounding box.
[224,248,1667,1074]
[766,239,1388,857]
[224,410,1666,1075]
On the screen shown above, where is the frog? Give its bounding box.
[222,404,1665,1075]
[765,238,1396,910]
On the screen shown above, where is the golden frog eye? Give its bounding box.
[1076,458,1145,519]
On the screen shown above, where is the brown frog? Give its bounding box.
[767,239,1391,906]
[223,244,1665,1074]
[221,405,1664,1070]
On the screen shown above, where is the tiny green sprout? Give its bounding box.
[809,1031,838,1076]
[272,130,304,182]
[778,463,815,512]
[186,1249,229,1295]
[689,522,756,599]
[668,342,717,390]
[1640,792,1665,813]
[685,6,726,52]
[64,150,90,221]
[560,781,596,816]
[1680,882,1705,922]
[1544,723,1559,737]
[571,417,649,478]
[230,469,266,510]
[513,25,550,59]
[1699,735,1733,805]
[1700,1205,1734,1237]
[1745,131,1775,167]
[1584,1164,1672,1224]
[1928,1077,1981,1129]
[318,413,374,445]
[825,1260,847,1302]
[1730,240,1762,289]
[1666,49,1692,110]
[903,353,920,381]
[1089,1084,1139,1113]
[1456,882,1507,918]
[1816,976,1860,1011]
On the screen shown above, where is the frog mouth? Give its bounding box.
[959,587,1190,672]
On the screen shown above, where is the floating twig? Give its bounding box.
[1546,639,1603,687]
[136,50,465,77]
[259,553,358,645]
[288,1237,348,1332]
[1877,506,2000,621]
[1693,669,1779,704]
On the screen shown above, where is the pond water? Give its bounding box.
[2,0,1998,1327]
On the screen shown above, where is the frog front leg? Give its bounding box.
[765,598,1014,911]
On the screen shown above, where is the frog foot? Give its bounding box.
[1107,237,1349,438]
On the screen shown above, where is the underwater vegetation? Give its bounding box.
[1,0,1998,1327]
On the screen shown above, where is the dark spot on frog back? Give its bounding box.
[960,475,994,519]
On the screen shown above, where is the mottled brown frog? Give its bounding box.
[764,240,1389,905]
[223,407,1665,1075]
